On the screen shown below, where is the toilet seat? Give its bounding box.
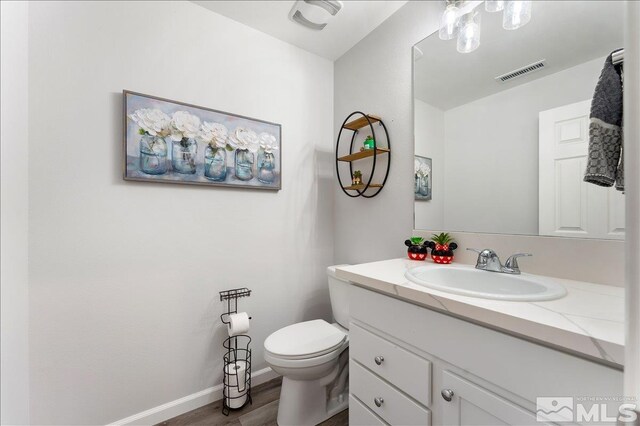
[264,319,347,360]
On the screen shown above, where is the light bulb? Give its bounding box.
[457,11,481,53]
[439,3,460,40]
[485,0,504,12]
[503,0,532,30]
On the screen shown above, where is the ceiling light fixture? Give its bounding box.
[457,11,481,53]
[484,0,504,12]
[438,0,532,54]
[439,0,461,40]
[503,0,532,30]
[289,0,343,31]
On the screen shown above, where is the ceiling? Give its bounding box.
[414,1,625,110]
[192,0,407,60]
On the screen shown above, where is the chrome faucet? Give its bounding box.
[467,248,532,275]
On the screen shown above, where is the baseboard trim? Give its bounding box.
[107,367,280,426]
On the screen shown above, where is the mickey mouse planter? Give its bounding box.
[427,233,458,264]
[404,237,429,261]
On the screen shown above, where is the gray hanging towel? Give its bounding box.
[584,50,624,191]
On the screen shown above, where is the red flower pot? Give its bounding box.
[408,250,427,261]
[431,254,454,264]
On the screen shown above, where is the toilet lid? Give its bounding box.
[264,320,347,359]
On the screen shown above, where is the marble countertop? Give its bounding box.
[336,258,625,367]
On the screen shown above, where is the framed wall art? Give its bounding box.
[123,90,281,190]
[414,155,432,201]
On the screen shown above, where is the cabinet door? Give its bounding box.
[441,371,549,426]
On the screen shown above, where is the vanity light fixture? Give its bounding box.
[503,0,532,30]
[457,11,481,53]
[438,0,532,53]
[439,0,461,40]
[289,0,343,31]
[484,0,504,12]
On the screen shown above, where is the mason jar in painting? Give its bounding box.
[234,149,254,181]
[204,146,227,181]
[172,138,197,174]
[418,175,430,196]
[139,134,168,175]
[257,150,276,184]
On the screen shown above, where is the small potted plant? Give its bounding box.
[427,233,458,264]
[352,170,362,186]
[404,237,428,261]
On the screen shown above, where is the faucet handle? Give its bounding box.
[466,248,496,257]
[504,253,532,271]
[466,248,499,269]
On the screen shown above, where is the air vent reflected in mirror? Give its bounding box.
[495,60,546,83]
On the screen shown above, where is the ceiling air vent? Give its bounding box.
[495,60,546,83]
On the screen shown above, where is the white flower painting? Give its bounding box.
[197,122,229,149]
[228,127,260,153]
[124,91,282,190]
[169,111,201,142]
[415,155,432,201]
[128,108,171,137]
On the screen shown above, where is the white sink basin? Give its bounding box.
[405,265,567,301]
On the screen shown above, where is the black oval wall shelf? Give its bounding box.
[335,111,391,198]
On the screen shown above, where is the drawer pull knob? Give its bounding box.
[441,389,454,402]
[374,397,384,407]
[374,356,384,365]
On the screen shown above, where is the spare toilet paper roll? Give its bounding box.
[224,361,247,409]
[227,312,250,337]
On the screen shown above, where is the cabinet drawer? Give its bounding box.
[350,323,431,406]
[351,360,431,426]
[349,395,387,426]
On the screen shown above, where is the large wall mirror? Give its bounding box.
[413,1,625,240]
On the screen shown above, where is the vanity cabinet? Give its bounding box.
[348,284,623,426]
[440,370,540,425]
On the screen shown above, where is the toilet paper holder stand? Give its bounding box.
[220,287,252,416]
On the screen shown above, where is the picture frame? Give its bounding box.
[123,90,282,190]
[414,155,432,201]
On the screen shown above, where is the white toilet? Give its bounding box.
[264,265,350,426]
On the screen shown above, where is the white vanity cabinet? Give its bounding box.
[440,370,541,425]
[348,284,623,426]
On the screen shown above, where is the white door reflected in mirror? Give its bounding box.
[539,100,625,239]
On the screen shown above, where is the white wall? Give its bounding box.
[334,1,443,263]
[414,99,444,230]
[334,1,624,286]
[1,1,31,424]
[27,2,334,424]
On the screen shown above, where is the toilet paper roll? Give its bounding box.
[227,312,250,337]
[224,361,247,409]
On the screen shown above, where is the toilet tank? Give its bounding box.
[327,265,351,330]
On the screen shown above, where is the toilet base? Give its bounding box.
[276,376,349,426]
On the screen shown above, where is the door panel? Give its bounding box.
[441,370,546,426]
[539,100,624,239]
[554,157,587,234]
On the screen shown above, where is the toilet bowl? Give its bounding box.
[264,266,350,426]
